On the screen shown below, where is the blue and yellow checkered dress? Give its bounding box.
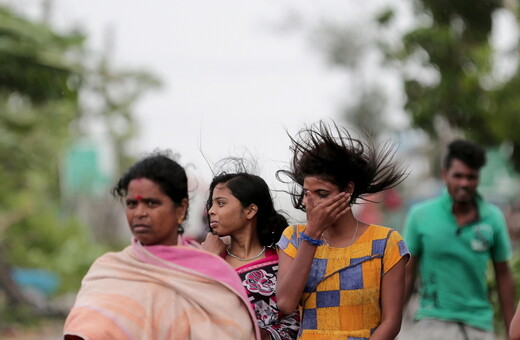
[277,224,409,340]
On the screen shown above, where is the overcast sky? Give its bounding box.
[7,0,411,228]
[45,0,398,186]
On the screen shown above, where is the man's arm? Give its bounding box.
[510,302,520,340]
[493,260,515,337]
[404,255,419,306]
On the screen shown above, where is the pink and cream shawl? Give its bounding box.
[64,238,260,340]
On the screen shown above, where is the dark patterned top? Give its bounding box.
[235,248,300,340]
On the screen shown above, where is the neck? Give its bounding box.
[322,212,362,248]
[452,200,478,226]
[326,211,356,236]
[228,222,263,258]
[452,200,477,214]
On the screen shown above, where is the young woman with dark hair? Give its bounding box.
[203,172,300,340]
[275,121,409,340]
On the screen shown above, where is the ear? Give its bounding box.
[345,181,355,195]
[176,198,189,221]
[245,204,258,220]
[441,168,448,182]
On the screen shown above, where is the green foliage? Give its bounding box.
[4,208,109,294]
[0,7,84,103]
[0,4,159,327]
[84,63,161,175]
[393,0,520,170]
[0,303,38,327]
[420,0,500,37]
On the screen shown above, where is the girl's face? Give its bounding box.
[125,178,187,246]
[208,183,250,236]
[302,176,342,208]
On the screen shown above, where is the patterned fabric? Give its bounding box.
[64,237,260,340]
[235,248,300,340]
[277,224,409,340]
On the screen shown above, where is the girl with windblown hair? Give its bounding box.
[275,121,410,340]
[203,170,300,340]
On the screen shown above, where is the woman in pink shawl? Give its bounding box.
[203,172,300,340]
[64,151,260,340]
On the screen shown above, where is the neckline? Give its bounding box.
[320,224,373,249]
[232,248,278,272]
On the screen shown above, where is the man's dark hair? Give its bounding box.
[444,139,487,170]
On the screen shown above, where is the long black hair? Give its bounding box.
[277,120,407,211]
[206,173,288,247]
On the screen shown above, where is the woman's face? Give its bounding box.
[125,178,186,246]
[208,183,250,236]
[302,176,342,208]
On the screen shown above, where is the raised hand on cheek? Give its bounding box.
[306,192,351,235]
[201,232,227,255]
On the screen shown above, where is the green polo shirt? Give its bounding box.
[404,190,512,331]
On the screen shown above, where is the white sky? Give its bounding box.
[45,0,397,188]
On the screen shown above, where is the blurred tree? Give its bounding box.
[66,28,160,246]
[0,5,83,314]
[309,19,400,138]
[304,1,520,233]
[0,4,159,324]
[381,0,520,170]
[82,29,161,175]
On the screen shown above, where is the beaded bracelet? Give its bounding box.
[299,232,324,246]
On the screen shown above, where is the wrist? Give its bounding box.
[300,232,324,246]
[303,226,322,239]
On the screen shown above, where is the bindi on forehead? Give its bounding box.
[136,195,143,201]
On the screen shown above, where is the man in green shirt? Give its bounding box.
[404,139,515,340]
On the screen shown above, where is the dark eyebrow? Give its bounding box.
[317,189,332,193]
[453,172,478,177]
[142,198,160,203]
[212,196,227,201]
[302,188,332,193]
[126,197,160,204]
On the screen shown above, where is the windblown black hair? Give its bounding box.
[276,120,407,211]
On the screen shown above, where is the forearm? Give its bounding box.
[404,256,418,306]
[494,261,515,335]
[497,274,515,334]
[369,318,401,340]
[276,242,317,314]
[510,303,520,340]
[259,328,271,340]
[372,257,407,340]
